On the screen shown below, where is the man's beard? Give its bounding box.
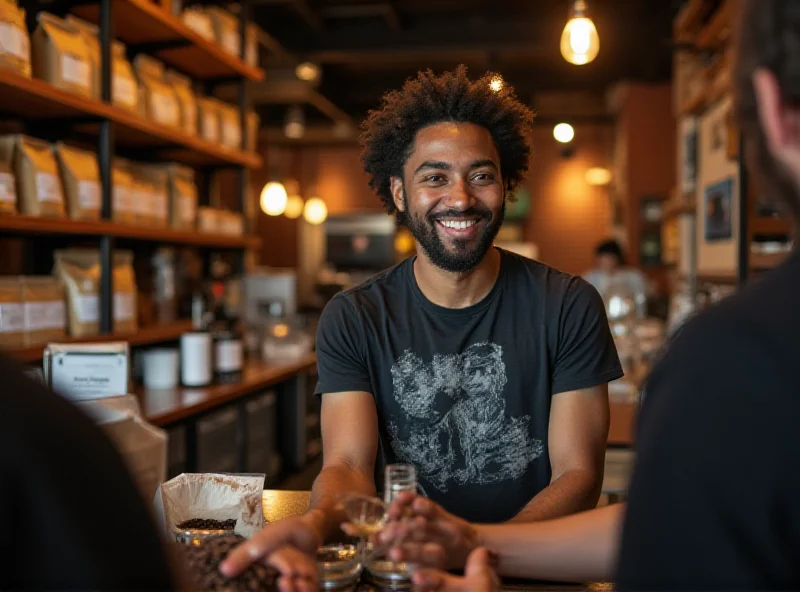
[397,192,505,273]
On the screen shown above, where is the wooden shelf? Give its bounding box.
[73,0,264,82]
[138,354,318,426]
[0,69,262,169]
[0,214,261,249]
[8,319,195,363]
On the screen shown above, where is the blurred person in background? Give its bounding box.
[583,239,648,317]
[378,0,800,589]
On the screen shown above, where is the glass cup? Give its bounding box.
[384,464,417,506]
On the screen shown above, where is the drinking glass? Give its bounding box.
[340,494,386,564]
[384,463,417,506]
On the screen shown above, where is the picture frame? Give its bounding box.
[703,177,734,242]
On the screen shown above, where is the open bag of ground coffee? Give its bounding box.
[32,12,91,97]
[154,473,266,542]
[55,142,100,220]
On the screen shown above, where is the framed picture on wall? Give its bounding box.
[704,177,734,242]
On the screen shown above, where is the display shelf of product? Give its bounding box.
[0,214,261,249]
[72,0,264,82]
[0,69,261,168]
[9,319,195,363]
[137,354,318,427]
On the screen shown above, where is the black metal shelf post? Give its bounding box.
[99,0,115,333]
[737,132,749,288]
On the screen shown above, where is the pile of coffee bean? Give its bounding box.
[178,518,237,530]
[178,534,279,591]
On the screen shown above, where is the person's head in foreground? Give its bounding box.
[359,65,534,274]
[594,239,625,274]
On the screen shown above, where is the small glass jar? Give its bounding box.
[317,544,362,591]
[364,554,412,591]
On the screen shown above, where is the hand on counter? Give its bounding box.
[219,514,322,592]
[378,492,479,570]
[413,547,501,592]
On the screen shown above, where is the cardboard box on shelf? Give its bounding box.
[164,69,197,136]
[112,157,136,224]
[207,7,240,57]
[0,140,18,215]
[197,96,221,143]
[22,276,66,347]
[166,163,197,230]
[133,54,180,128]
[181,7,215,42]
[218,101,242,150]
[3,135,65,218]
[0,1,31,77]
[0,276,24,348]
[32,12,92,97]
[54,142,100,220]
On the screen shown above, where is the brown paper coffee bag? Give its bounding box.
[113,157,136,224]
[14,135,65,217]
[0,276,24,348]
[55,142,100,220]
[197,97,220,143]
[133,55,180,128]
[32,13,91,97]
[207,7,240,57]
[64,15,99,99]
[218,102,241,150]
[143,164,169,227]
[113,250,138,334]
[182,8,215,42]
[22,276,66,346]
[0,1,31,77]
[53,249,100,337]
[167,164,197,230]
[0,136,18,215]
[164,69,197,137]
[112,42,138,112]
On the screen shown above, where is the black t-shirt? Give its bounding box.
[316,248,622,523]
[617,249,800,590]
[0,354,177,591]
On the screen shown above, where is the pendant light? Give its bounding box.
[560,0,600,66]
[260,181,287,216]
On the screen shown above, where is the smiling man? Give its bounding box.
[221,67,622,581]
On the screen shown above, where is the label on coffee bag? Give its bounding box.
[114,292,134,321]
[62,53,90,90]
[114,183,134,215]
[0,22,29,62]
[152,92,179,126]
[78,180,100,211]
[0,172,16,205]
[75,293,99,323]
[0,302,24,333]
[24,300,66,331]
[36,172,62,204]
[113,74,137,107]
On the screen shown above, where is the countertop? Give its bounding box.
[261,490,610,592]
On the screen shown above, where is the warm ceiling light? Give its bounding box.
[284,105,305,139]
[585,167,612,186]
[489,75,504,93]
[295,61,320,82]
[553,123,575,143]
[260,181,287,216]
[561,0,600,66]
[303,197,328,225]
[284,194,305,219]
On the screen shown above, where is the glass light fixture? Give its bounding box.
[284,105,305,139]
[560,0,600,66]
[303,197,328,225]
[553,122,575,143]
[585,167,612,186]
[295,61,320,82]
[260,181,287,216]
[284,194,305,219]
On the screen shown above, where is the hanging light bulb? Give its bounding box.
[553,123,575,143]
[284,194,305,219]
[560,0,600,66]
[303,197,328,225]
[260,181,287,216]
[284,105,305,139]
[295,61,320,82]
[489,75,504,93]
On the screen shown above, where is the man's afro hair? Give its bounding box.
[359,65,535,214]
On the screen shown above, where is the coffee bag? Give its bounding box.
[197,97,220,143]
[22,276,66,346]
[134,54,180,128]
[219,102,242,150]
[207,7,240,57]
[0,136,18,214]
[55,142,100,220]
[14,135,65,217]
[164,69,197,137]
[128,162,153,225]
[53,249,100,337]
[112,41,138,112]
[113,157,136,224]
[64,15,98,99]
[167,164,197,230]
[143,164,169,228]
[113,250,138,334]
[181,8,214,42]
[32,12,91,97]
[0,1,31,77]
[0,276,23,348]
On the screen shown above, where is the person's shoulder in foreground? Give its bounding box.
[0,354,177,591]
[617,252,800,590]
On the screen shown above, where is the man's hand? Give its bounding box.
[412,548,501,592]
[219,513,323,590]
[377,492,479,570]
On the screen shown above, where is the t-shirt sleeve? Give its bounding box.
[314,294,373,395]
[616,316,800,590]
[551,277,623,394]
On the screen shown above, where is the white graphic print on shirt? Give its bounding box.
[387,342,543,492]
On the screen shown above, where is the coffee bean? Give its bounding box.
[177,534,279,591]
[178,518,237,530]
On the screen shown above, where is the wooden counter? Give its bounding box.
[137,354,317,426]
[260,490,609,592]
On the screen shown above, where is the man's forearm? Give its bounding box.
[306,464,377,540]
[476,503,624,581]
[507,469,602,523]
